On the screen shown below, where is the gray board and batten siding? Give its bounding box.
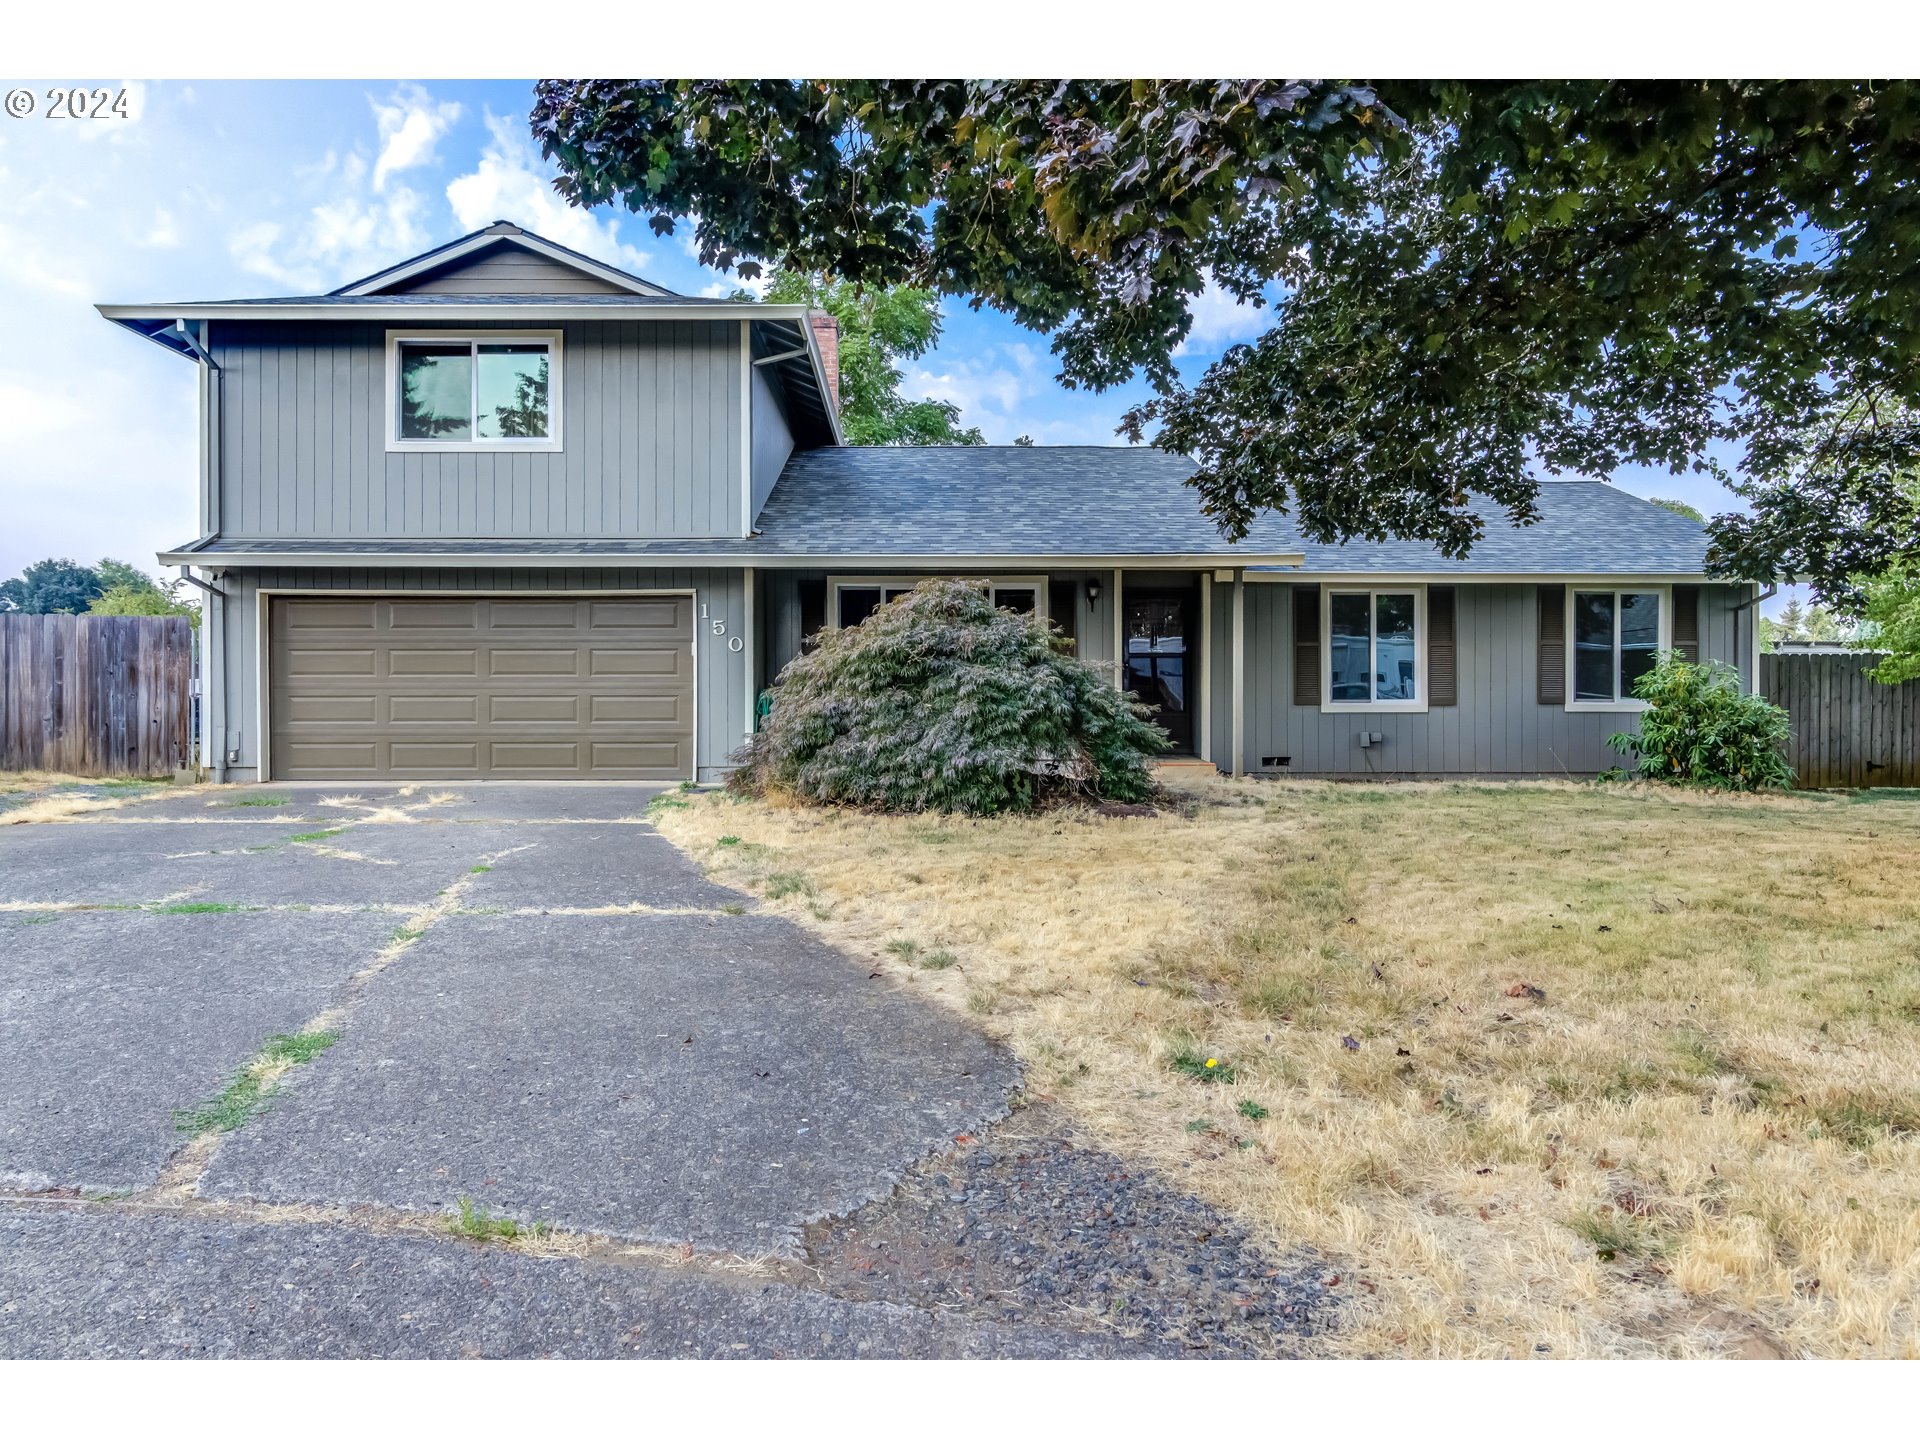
[209,319,745,541]
[385,245,637,296]
[1199,578,1754,777]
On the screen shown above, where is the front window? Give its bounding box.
[1571,590,1664,704]
[829,578,1043,629]
[389,333,560,449]
[1326,589,1422,707]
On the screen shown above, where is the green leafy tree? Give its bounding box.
[90,579,201,629]
[1862,569,1920,684]
[732,579,1163,814]
[746,271,983,446]
[1648,498,1705,523]
[531,80,1920,574]
[1607,654,1794,791]
[0,558,104,614]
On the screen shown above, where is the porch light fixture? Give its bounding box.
[1086,580,1102,606]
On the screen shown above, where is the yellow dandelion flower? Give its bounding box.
[1205,1057,1219,1069]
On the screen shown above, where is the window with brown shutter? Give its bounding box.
[1672,584,1700,663]
[1537,586,1566,704]
[1292,585,1320,707]
[1429,586,1457,706]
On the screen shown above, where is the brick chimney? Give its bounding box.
[807,312,840,411]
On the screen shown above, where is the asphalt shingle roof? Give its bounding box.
[175,446,1712,574]
[746,446,1712,571]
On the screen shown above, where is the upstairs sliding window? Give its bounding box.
[387,332,561,451]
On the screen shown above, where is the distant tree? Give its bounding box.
[90,578,201,629]
[0,558,104,614]
[1013,434,1036,447]
[741,271,984,447]
[95,558,158,594]
[1775,598,1808,639]
[1648,497,1705,523]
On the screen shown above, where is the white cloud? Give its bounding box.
[1173,274,1272,356]
[446,112,652,274]
[370,85,462,193]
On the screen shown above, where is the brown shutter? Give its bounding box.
[1429,586,1457,706]
[1537,586,1566,705]
[1292,585,1320,707]
[1671,584,1700,663]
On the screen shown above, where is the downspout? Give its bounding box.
[180,319,225,780]
[1731,581,1777,696]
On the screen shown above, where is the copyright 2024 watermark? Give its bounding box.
[6,86,133,120]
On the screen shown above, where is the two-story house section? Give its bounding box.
[101,220,1760,784]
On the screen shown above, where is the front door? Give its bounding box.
[1125,590,1195,754]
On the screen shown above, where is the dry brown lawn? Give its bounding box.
[653,777,1920,1359]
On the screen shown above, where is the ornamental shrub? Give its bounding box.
[1606,653,1795,791]
[730,579,1166,814]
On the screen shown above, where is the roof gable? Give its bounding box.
[333,221,673,298]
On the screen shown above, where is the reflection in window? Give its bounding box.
[1326,590,1419,704]
[1374,593,1417,700]
[398,344,472,440]
[395,337,553,444]
[1573,592,1616,701]
[833,581,1041,629]
[1571,590,1662,703]
[1329,592,1371,702]
[477,345,550,439]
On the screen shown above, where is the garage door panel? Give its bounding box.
[491,648,581,677]
[284,695,378,723]
[490,694,582,724]
[285,648,378,677]
[590,695,682,724]
[590,600,690,634]
[389,648,482,677]
[270,595,694,781]
[390,695,481,724]
[386,601,482,630]
[490,600,581,628]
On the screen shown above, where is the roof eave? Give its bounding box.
[98,301,817,323]
[330,222,672,298]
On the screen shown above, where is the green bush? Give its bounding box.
[730,579,1166,814]
[1606,653,1794,790]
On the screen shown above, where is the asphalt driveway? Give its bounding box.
[0,782,1328,1358]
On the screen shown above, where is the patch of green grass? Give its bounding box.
[1807,1097,1920,1149]
[447,1197,550,1242]
[919,949,959,970]
[173,1030,339,1136]
[716,835,742,846]
[1169,1047,1238,1085]
[647,794,691,816]
[678,780,698,793]
[1237,1099,1271,1121]
[1186,1119,1217,1134]
[469,864,492,873]
[20,912,59,926]
[227,795,293,808]
[1566,1208,1666,1263]
[288,828,346,844]
[764,871,814,900]
[96,777,169,792]
[719,902,746,916]
[885,938,922,963]
[152,901,247,915]
[390,926,425,945]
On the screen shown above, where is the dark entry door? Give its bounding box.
[1125,589,1195,753]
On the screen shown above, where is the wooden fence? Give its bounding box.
[1761,651,1920,789]
[0,614,195,777]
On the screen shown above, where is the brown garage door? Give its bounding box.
[268,595,694,780]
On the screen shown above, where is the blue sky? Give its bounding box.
[0,79,1755,591]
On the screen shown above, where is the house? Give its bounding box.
[99,221,1761,785]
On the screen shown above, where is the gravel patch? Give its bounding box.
[806,1103,1336,1356]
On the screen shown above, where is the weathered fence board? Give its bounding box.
[1761,651,1920,789]
[0,614,194,776]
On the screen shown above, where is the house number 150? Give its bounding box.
[701,602,745,652]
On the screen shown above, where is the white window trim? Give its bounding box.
[384,330,564,454]
[1564,583,1672,712]
[825,575,1049,629]
[1320,584,1428,714]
